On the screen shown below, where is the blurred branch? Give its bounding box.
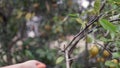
[94,42,112,56]
[65,49,70,68]
[66,14,102,53]
[63,11,102,68]
[8,36,20,51]
[65,0,106,53]
[84,35,89,68]
[61,16,69,23]
[110,18,120,22]
[99,0,106,13]
[62,0,106,67]
[63,16,98,52]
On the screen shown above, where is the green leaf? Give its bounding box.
[25,50,35,59]
[76,18,82,24]
[56,56,64,64]
[110,32,115,39]
[23,38,33,46]
[99,19,117,33]
[75,18,86,28]
[94,0,100,14]
[108,0,120,6]
[69,13,79,18]
[114,0,120,2]
[108,0,120,3]
[105,60,116,67]
[100,37,112,42]
[86,35,93,43]
[105,61,112,66]
[116,25,120,32]
[36,49,46,58]
[112,52,120,58]
[47,55,53,60]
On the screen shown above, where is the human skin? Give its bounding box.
[1,60,46,68]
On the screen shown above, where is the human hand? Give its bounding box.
[21,60,46,68]
[1,60,46,68]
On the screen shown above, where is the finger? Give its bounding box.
[36,63,46,68]
[34,61,46,68]
[37,64,46,68]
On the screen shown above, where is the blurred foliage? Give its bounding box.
[0,0,120,68]
[0,0,81,67]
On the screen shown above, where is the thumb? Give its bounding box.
[36,62,46,68]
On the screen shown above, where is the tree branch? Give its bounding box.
[68,14,102,55]
[65,50,70,68]
[62,0,106,67]
[99,0,106,13]
[110,18,120,22]
[94,42,112,56]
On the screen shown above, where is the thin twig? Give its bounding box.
[94,42,112,56]
[110,18,120,22]
[99,0,106,13]
[66,0,106,54]
[64,16,97,51]
[65,50,70,68]
[68,14,102,55]
[84,35,89,68]
[62,0,106,68]
[64,16,96,52]
[68,56,79,61]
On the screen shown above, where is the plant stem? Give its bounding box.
[84,35,89,68]
[65,50,70,68]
